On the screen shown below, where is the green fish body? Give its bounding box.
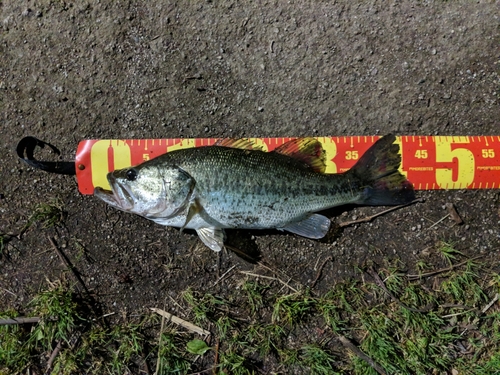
[95,134,414,251]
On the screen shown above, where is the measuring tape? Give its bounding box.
[74,136,500,195]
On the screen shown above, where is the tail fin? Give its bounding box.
[348,134,415,205]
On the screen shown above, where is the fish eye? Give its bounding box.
[126,168,138,181]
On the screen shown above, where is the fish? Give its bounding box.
[94,134,415,251]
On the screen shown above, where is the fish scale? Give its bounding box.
[160,146,357,228]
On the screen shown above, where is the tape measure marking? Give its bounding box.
[75,136,500,194]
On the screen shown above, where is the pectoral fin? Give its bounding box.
[196,227,226,252]
[180,200,202,233]
[281,214,331,239]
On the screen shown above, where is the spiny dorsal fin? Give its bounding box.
[273,137,326,173]
[214,138,260,150]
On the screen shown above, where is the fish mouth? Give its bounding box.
[94,175,135,211]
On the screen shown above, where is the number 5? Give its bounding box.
[435,137,474,189]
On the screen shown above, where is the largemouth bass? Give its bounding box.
[95,134,414,251]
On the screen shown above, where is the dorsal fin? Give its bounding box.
[214,138,259,150]
[273,138,326,173]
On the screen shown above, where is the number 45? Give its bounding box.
[415,150,428,159]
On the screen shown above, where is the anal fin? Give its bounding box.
[196,227,226,252]
[281,214,331,239]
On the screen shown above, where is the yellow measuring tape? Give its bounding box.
[74,136,500,194]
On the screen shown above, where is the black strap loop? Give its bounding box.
[16,137,76,175]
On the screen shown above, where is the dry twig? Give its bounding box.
[47,236,88,294]
[239,271,298,293]
[338,335,387,375]
[0,317,40,325]
[213,265,237,286]
[45,236,91,372]
[150,307,210,336]
[481,293,499,315]
[406,255,483,281]
[154,302,167,375]
[46,340,63,373]
[367,267,434,313]
[338,198,424,227]
[213,338,220,375]
[310,256,332,288]
[0,286,17,297]
[416,214,449,237]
